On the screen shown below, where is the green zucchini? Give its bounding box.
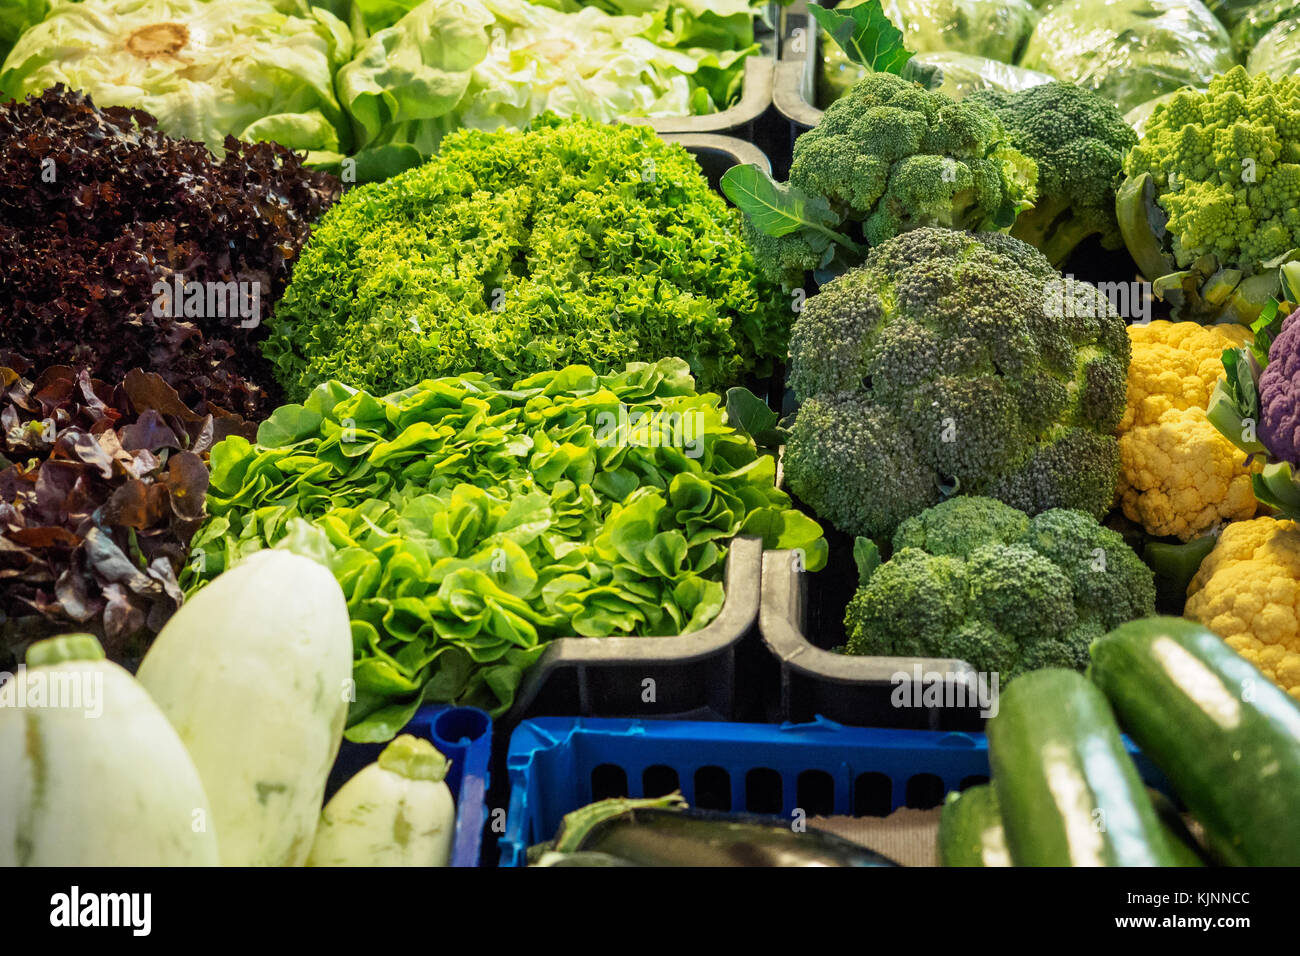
[1090,616,1300,866]
[988,668,1178,866]
[939,785,1009,867]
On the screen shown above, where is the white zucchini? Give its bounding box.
[137,549,353,866]
[0,635,219,866]
[307,735,455,867]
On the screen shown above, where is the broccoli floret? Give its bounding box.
[741,72,1035,285]
[1021,507,1159,628]
[783,227,1130,539]
[739,220,825,291]
[844,549,968,659]
[965,544,1077,639]
[843,496,1155,681]
[784,392,940,540]
[892,496,1029,558]
[970,83,1137,267]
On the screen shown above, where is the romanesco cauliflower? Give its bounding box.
[1117,66,1300,323]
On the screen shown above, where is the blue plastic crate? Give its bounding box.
[499,714,1173,866]
[330,705,492,868]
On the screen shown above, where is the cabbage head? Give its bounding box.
[0,0,354,163]
[1020,0,1235,115]
[882,0,1039,62]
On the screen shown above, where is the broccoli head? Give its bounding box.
[844,496,1156,681]
[1117,66,1300,323]
[741,72,1036,287]
[783,227,1129,539]
[970,83,1137,267]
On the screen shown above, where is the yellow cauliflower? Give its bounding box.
[1117,321,1258,541]
[1186,517,1300,702]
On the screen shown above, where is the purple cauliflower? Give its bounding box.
[1259,306,1300,466]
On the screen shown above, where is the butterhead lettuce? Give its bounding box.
[0,0,47,65]
[333,0,759,174]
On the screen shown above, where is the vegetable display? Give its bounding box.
[1116,67,1300,325]
[0,86,340,418]
[724,72,1036,287]
[0,634,219,866]
[1208,301,1300,515]
[329,0,768,175]
[934,619,1300,868]
[1117,321,1259,542]
[843,497,1156,679]
[184,359,825,736]
[136,549,354,866]
[0,0,773,179]
[1184,517,1300,702]
[782,227,1130,540]
[0,356,253,672]
[4,0,1300,875]
[265,117,787,399]
[0,0,356,165]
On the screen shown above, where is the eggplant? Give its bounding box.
[532,793,898,867]
[532,851,639,867]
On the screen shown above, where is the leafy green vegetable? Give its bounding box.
[0,0,46,66]
[719,165,864,262]
[723,386,785,451]
[1020,0,1235,115]
[0,0,356,166]
[322,0,766,177]
[265,115,789,399]
[185,359,826,737]
[808,0,913,74]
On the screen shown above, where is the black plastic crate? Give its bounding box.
[772,0,824,142]
[665,132,771,191]
[504,536,766,727]
[647,57,774,139]
[640,9,778,141]
[760,541,986,731]
[483,538,767,862]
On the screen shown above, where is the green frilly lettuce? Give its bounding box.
[185,359,826,739]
